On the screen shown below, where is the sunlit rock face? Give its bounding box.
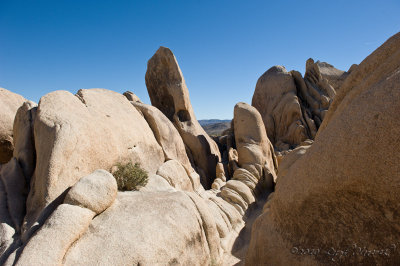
[246,32,400,266]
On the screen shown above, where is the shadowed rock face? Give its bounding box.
[0,88,26,164]
[252,58,344,153]
[146,47,221,189]
[246,32,400,265]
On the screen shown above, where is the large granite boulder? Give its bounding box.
[0,88,26,164]
[146,47,221,189]
[246,32,400,265]
[24,89,165,231]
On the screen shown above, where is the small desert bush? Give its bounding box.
[112,162,148,191]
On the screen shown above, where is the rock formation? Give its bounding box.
[25,89,165,233]
[252,57,346,154]
[0,32,398,266]
[246,32,400,265]
[0,88,26,164]
[146,47,221,189]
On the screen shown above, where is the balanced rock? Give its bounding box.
[146,47,221,189]
[0,88,26,164]
[246,32,400,265]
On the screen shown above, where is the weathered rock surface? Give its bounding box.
[13,170,117,265]
[63,191,222,265]
[130,101,194,175]
[15,204,95,266]
[12,101,37,182]
[25,89,164,230]
[156,159,194,191]
[247,32,400,265]
[146,47,221,189]
[252,58,344,152]
[64,169,117,214]
[0,88,26,164]
[316,61,348,91]
[233,102,277,185]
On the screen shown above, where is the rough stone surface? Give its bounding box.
[139,174,175,192]
[12,101,37,182]
[252,58,343,152]
[156,160,194,191]
[277,145,310,180]
[0,178,15,264]
[16,204,95,266]
[146,47,221,189]
[233,102,277,185]
[0,88,26,164]
[316,61,348,91]
[25,89,164,230]
[246,32,400,265]
[131,101,194,174]
[122,91,141,102]
[0,159,26,231]
[63,191,221,265]
[64,169,118,214]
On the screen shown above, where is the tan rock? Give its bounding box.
[233,102,277,185]
[63,191,221,265]
[139,174,175,192]
[131,101,194,174]
[252,58,342,151]
[25,89,164,230]
[317,61,349,91]
[64,169,117,214]
[0,158,26,231]
[146,47,221,189]
[0,88,26,164]
[246,32,400,265]
[12,101,37,181]
[252,66,311,151]
[16,204,95,266]
[0,177,16,263]
[277,145,310,180]
[122,91,141,102]
[156,160,193,191]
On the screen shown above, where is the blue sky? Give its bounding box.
[0,0,399,119]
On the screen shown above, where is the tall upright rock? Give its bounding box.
[0,88,26,164]
[246,32,400,265]
[146,47,221,189]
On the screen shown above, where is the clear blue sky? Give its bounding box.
[0,0,399,119]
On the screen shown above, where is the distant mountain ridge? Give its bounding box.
[198,119,231,126]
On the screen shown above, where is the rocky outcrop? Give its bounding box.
[317,61,357,91]
[246,32,400,265]
[24,89,165,232]
[15,170,117,266]
[252,58,345,152]
[146,47,221,189]
[62,190,222,265]
[0,88,26,164]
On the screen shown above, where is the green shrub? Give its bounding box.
[112,162,148,191]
